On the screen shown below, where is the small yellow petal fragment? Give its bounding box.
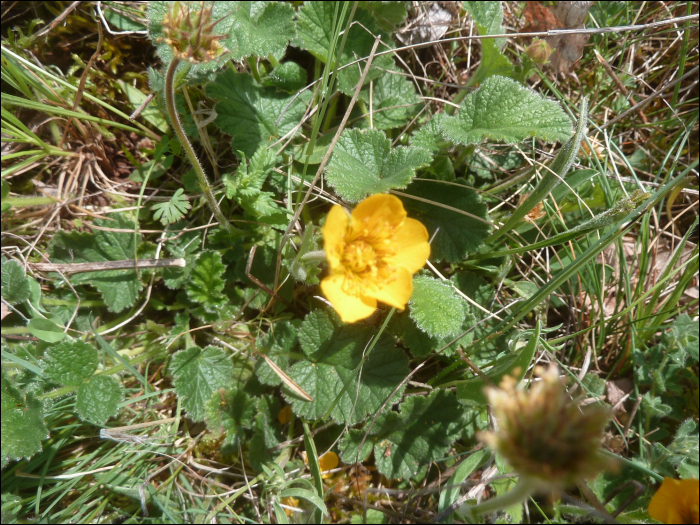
[277,405,292,425]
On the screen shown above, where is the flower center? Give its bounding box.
[341,240,378,275]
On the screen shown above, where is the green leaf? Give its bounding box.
[400,179,491,263]
[464,2,505,43]
[207,69,312,158]
[456,321,541,406]
[664,313,699,364]
[409,113,446,157]
[75,375,123,425]
[1,256,30,306]
[470,39,513,86]
[256,320,301,386]
[391,302,474,358]
[463,2,512,85]
[0,368,49,468]
[468,146,523,181]
[409,275,466,339]
[440,76,572,145]
[27,317,65,343]
[151,188,191,225]
[42,339,98,386]
[48,214,142,313]
[169,346,234,421]
[360,73,421,130]
[438,449,490,523]
[359,1,408,29]
[263,61,307,92]
[223,147,286,219]
[186,251,227,313]
[285,310,409,424]
[325,128,431,202]
[222,1,295,60]
[249,395,286,471]
[295,2,397,95]
[339,390,468,480]
[1,370,49,467]
[1,179,10,213]
[117,80,168,133]
[204,386,256,449]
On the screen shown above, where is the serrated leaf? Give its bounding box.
[400,179,491,262]
[295,2,397,95]
[391,303,474,358]
[152,188,191,225]
[263,61,307,92]
[207,69,311,158]
[285,310,409,424]
[409,275,466,339]
[339,390,468,480]
[204,386,256,449]
[1,370,49,467]
[409,113,446,156]
[223,1,295,61]
[75,375,123,425]
[1,256,31,306]
[440,76,572,145]
[27,317,65,343]
[325,129,431,202]
[169,346,234,421]
[42,339,98,386]
[360,73,421,130]
[48,214,142,313]
[186,250,226,312]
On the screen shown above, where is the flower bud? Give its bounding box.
[526,39,553,66]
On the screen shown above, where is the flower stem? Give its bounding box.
[164,58,235,234]
[464,478,535,520]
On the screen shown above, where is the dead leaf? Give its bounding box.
[520,1,593,73]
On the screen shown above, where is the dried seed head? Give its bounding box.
[479,365,613,491]
[159,1,228,63]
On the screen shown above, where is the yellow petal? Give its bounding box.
[322,205,349,271]
[321,274,377,323]
[648,478,700,524]
[365,267,413,310]
[319,451,339,478]
[387,217,430,273]
[277,405,292,425]
[351,194,406,230]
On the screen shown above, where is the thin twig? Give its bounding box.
[28,258,186,275]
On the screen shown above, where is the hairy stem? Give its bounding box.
[164,58,234,234]
[465,477,535,519]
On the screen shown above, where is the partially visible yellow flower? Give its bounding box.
[321,194,430,323]
[280,496,300,517]
[648,477,699,524]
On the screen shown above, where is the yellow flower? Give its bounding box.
[321,194,430,323]
[648,477,699,524]
[280,496,300,517]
